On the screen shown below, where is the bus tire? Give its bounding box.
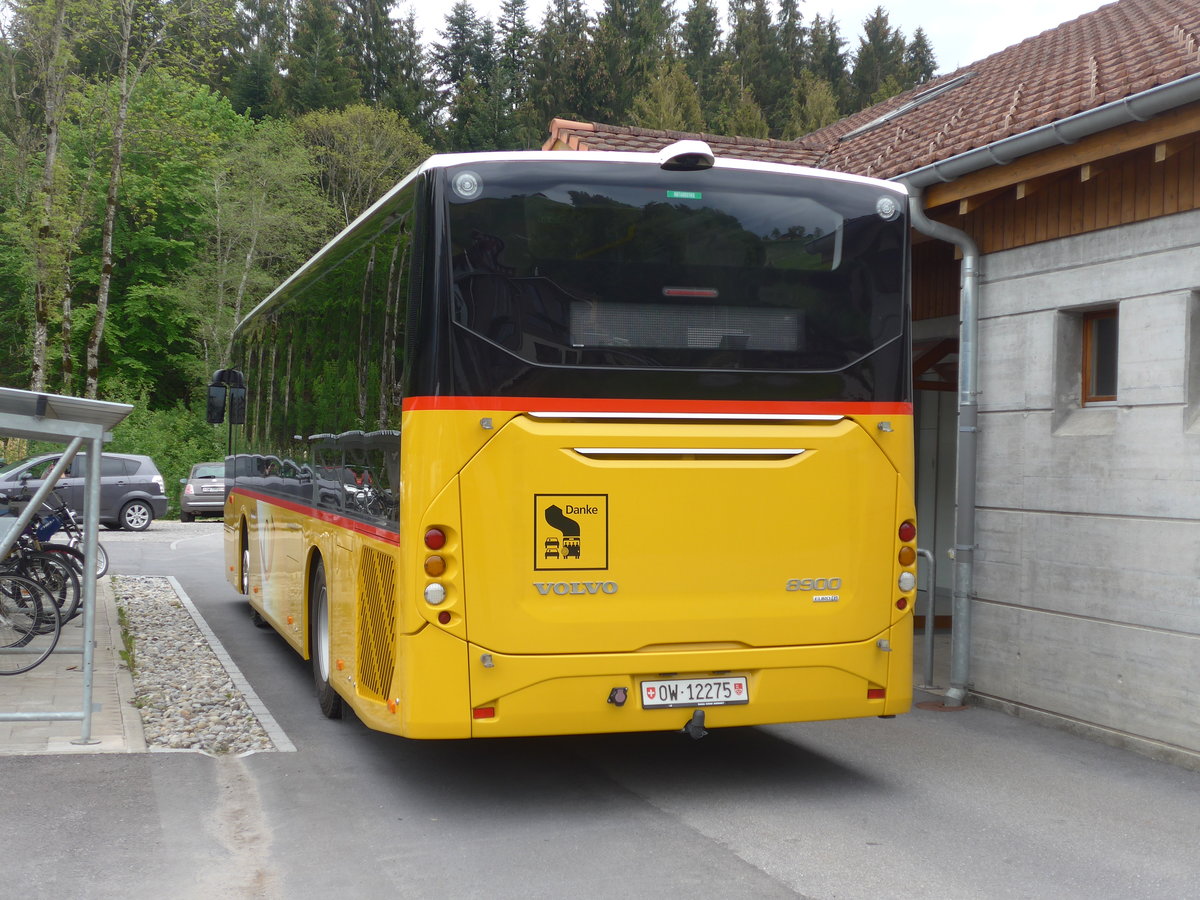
[239,525,250,595]
[310,560,343,719]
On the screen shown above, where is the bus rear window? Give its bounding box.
[446,161,905,372]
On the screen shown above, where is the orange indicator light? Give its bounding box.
[424,555,446,576]
[898,546,916,566]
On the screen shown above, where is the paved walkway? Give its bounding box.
[0,576,146,754]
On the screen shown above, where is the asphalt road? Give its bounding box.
[7,522,1199,899]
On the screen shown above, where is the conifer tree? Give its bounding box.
[782,70,840,139]
[631,59,704,132]
[706,60,769,138]
[284,0,361,114]
[432,1,494,97]
[905,27,937,86]
[680,0,723,122]
[806,14,850,114]
[497,0,534,109]
[227,0,289,118]
[527,0,600,131]
[591,0,673,123]
[850,6,906,110]
[387,11,440,146]
[343,0,401,104]
[727,0,786,135]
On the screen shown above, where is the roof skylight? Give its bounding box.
[839,73,976,141]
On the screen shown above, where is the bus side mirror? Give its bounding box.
[229,387,246,425]
[207,385,227,424]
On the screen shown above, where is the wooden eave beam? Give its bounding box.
[1155,138,1187,162]
[1015,174,1055,200]
[922,101,1200,209]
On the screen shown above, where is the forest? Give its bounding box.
[0,0,935,504]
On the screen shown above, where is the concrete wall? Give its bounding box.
[971,207,1200,764]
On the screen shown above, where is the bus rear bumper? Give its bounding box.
[466,631,912,738]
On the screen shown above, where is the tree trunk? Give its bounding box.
[29,0,69,392]
[84,3,135,399]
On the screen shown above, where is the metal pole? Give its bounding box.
[71,434,103,745]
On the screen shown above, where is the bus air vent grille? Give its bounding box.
[357,547,398,702]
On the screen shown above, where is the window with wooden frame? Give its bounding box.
[1082,308,1118,405]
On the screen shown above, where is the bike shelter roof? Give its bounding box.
[0,386,132,444]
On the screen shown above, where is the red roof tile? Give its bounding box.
[545,0,1200,180]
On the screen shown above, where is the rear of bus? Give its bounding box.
[398,148,915,738]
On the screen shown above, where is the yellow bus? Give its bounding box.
[221,141,916,739]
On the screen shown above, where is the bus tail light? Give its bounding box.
[473,706,495,719]
[424,528,446,549]
[867,688,886,700]
[898,521,916,542]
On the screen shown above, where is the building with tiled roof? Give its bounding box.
[545,0,1200,768]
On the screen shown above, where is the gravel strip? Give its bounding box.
[112,574,275,754]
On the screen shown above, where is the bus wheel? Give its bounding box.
[310,560,343,719]
[240,534,249,595]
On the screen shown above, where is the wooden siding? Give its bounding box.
[930,133,1200,257]
[912,240,960,321]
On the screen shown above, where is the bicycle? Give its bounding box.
[32,490,109,578]
[2,488,109,579]
[1,493,84,622]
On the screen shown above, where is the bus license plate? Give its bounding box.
[640,676,749,709]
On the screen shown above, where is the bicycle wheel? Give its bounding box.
[45,541,108,580]
[0,573,61,675]
[23,551,82,622]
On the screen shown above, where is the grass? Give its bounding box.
[113,580,137,675]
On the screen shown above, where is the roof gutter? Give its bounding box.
[894,71,1200,709]
[893,71,1200,190]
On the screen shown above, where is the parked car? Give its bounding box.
[179,461,228,522]
[0,452,168,532]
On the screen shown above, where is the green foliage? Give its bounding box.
[631,60,704,133]
[104,391,227,517]
[851,6,908,110]
[296,104,431,226]
[283,0,361,114]
[783,71,842,140]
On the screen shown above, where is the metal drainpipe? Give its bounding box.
[908,192,980,708]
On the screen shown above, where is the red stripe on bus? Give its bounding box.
[231,487,401,545]
[401,396,913,415]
